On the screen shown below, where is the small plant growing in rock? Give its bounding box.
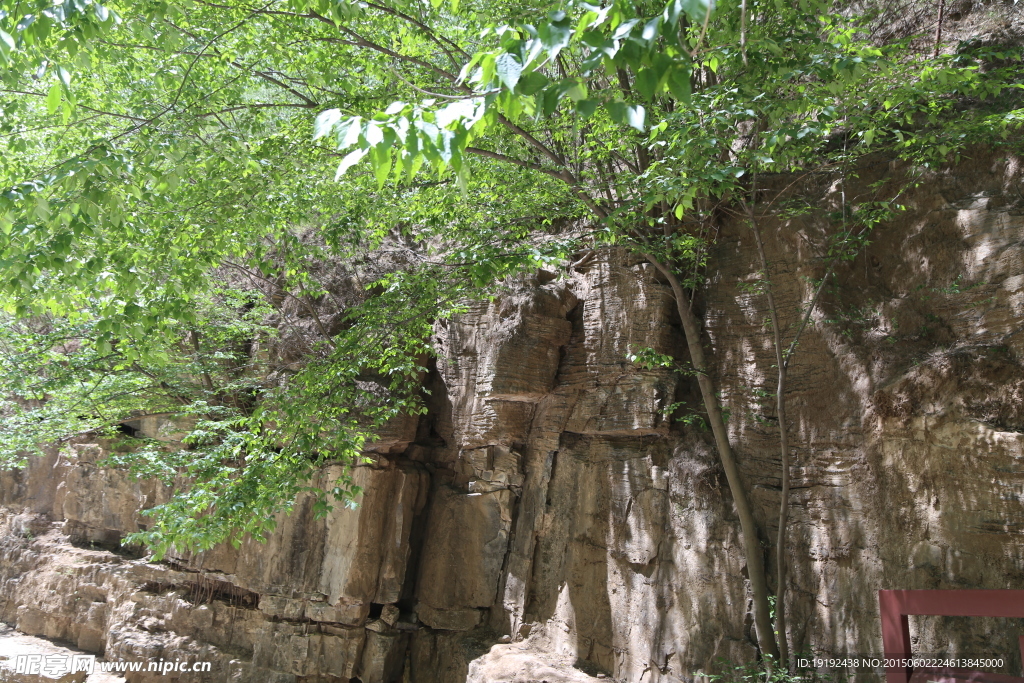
[699,657,831,683]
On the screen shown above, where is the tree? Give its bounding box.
[0,0,1021,665]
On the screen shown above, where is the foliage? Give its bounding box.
[0,0,1020,578]
[317,0,1024,226]
[0,284,271,466]
[699,657,831,683]
[0,0,582,554]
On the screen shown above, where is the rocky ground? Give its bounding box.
[0,623,123,683]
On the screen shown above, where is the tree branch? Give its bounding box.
[361,0,469,65]
[234,63,319,108]
[465,147,552,174]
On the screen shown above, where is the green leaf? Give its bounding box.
[606,101,646,131]
[538,11,571,57]
[57,66,72,90]
[575,99,598,119]
[314,109,341,140]
[564,79,588,102]
[641,17,661,44]
[662,0,684,30]
[335,148,368,179]
[46,83,63,115]
[606,100,626,123]
[681,0,715,21]
[635,68,660,101]
[495,53,522,90]
[625,104,646,131]
[541,86,562,116]
[517,71,548,96]
[372,148,392,188]
[667,67,692,104]
[480,54,496,85]
[0,29,13,58]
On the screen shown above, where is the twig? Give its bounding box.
[689,2,714,59]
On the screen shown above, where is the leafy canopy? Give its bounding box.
[0,0,1020,558]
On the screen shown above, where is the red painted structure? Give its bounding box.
[879,590,1024,683]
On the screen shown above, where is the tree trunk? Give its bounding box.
[643,251,780,662]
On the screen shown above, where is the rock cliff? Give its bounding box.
[2,151,1024,682]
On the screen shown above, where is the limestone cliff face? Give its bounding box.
[2,152,1024,682]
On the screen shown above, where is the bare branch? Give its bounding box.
[234,63,319,107]
[466,147,552,174]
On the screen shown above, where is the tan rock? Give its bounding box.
[358,629,408,683]
[416,487,511,612]
[415,605,482,631]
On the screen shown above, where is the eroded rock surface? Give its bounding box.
[2,151,1024,682]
